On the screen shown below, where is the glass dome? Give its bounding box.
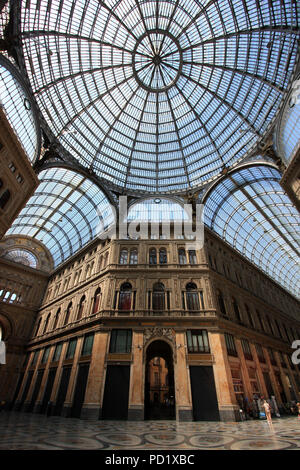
[204,164,300,298]
[8,168,115,267]
[0,56,39,163]
[19,0,299,193]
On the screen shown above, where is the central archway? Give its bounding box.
[144,340,175,420]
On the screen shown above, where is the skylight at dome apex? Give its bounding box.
[20,0,299,193]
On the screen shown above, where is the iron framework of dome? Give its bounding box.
[7,168,115,267]
[0,0,299,299]
[204,164,300,298]
[18,0,299,193]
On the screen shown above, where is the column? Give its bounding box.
[209,331,240,421]
[274,351,291,403]
[174,331,193,421]
[62,336,84,417]
[128,330,144,420]
[235,339,253,401]
[50,342,68,403]
[34,346,54,413]
[81,331,109,419]
[250,343,268,398]
[23,352,42,411]
[263,347,282,406]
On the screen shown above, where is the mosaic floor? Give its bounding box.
[0,412,299,450]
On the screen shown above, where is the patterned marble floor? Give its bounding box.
[0,412,299,450]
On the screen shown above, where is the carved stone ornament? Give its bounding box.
[143,327,175,347]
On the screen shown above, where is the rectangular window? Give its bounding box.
[178,249,187,264]
[32,350,40,365]
[186,330,210,353]
[82,333,94,356]
[279,351,287,368]
[255,344,266,363]
[8,161,16,173]
[41,346,51,364]
[268,348,277,366]
[241,339,253,360]
[66,338,77,359]
[109,329,132,353]
[53,343,63,362]
[199,291,205,309]
[16,174,24,184]
[225,333,238,357]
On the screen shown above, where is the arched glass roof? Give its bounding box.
[204,164,300,298]
[128,198,188,222]
[3,249,38,268]
[0,57,39,163]
[7,168,115,267]
[19,0,299,193]
[276,79,300,165]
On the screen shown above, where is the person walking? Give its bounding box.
[262,399,272,424]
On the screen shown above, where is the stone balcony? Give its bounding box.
[27,308,217,345]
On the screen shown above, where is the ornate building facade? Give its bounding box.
[0,0,299,425]
[1,225,299,422]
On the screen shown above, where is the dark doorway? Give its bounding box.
[189,366,220,421]
[145,340,175,420]
[28,370,44,412]
[102,365,130,419]
[71,363,90,418]
[40,368,57,414]
[53,367,71,416]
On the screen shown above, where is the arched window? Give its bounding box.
[86,264,91,279]
[188,250,197,265]
[185,283,200,311]
[119,283,132,311]
[274,319,283,338]
[149,248,157,265]
[0,189,10,209]
[52,308,60,330]
[119,249,128,264]
[159,248,167,265]
[256,310,265,332]
[178,248,187,265]
[64,302,72,325]
[153,282,165,311]
[217,290,227,316]
[129,249,138,265]
[232,298,242,322]
[77,295,86,320]
[245,304,254,328]
[92,287,101,314]
[73,272,79,286]
[42,314,50,334]
[35,317,42,336]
